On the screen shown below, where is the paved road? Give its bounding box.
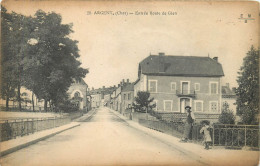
[1,108,204,166]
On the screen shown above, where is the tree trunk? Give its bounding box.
[32,93,35,112]
[6,97,9,111]
[17,83,22,111]
[146,106,148,120]
[44,99,47,112]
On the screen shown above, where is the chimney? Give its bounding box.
[159,53,165,72]
[103,86,105,90]
[127,79,129,83]
[159,52,165,56]
[226,83,230,88]
[92,87,94,90]
[114,85,116,88]
[118,84,120,87]
[123,79,125,84]
[213,57,218,62]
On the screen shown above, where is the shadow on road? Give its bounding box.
[77,110,97,122]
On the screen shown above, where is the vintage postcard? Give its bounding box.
[0,0,259,166]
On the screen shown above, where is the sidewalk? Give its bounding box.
[0,109,97,157]
[0,122,80,157]
[108,108,259,166]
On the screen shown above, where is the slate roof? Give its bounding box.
[73,78,87,85]
[222,86,236,98]
[89,87,117,95]
[122,83,134,92]
[139,55,224,77]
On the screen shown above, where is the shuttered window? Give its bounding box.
[195,101,203,112]
[149,80,157,93]
[164,100,172,111]
[210,82,218,94]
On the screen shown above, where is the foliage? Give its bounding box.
[132,91,156,113]
[22,10,88,111]
[53,95,79,113]
[1,6,34,110]
[1,7,88,112]
[218,102,235,124]
[149,110,162,120]
[236,46,259,124]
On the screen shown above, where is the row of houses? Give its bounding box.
[4,53,237,121]
[86,79,134,113]
[86,53,237,122]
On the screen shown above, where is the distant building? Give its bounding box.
[110,79,133,113]
[222,83,237,114]
[0,87,47,111]
[89,88,102,109]
[121,82,134,113]
[67,78,88,110]
[89,86,117,109]
[0,78,88,112]
[134,53,225,122]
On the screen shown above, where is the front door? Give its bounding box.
[180,98,190,113]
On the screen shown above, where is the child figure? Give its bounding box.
[200,121,212,150]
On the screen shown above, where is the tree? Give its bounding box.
[1,7,32,111]
[1,7,16,111]
[132,91,156,118]
[1,8,87,112]
[236,46,259,124]
[219,102,235,124]
[22,10,88,111]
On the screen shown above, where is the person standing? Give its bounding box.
[200,121,212,150]
[180,106,195,142]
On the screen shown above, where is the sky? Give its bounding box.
[2,0,259,89]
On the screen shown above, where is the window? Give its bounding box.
[128,93,131,100]
[171,82,176,92]
[74,92,80,98]
[195,83,200,91]
[164,100,172,111]
[210,82,218,94]
[210,101,218,112]
[124,94,126,100]
[149,80,157,93]
[194,101,203,112]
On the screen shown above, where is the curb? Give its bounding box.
[0,123,80,157]
[108,108,210,165]
[74,109,97,122]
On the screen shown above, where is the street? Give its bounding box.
[1,107,204,166]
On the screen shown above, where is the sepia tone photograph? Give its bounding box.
[0,0,259,165]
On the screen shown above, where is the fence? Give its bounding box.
[139,119,184,138]
[0,112,83,142]
[0,105,51,112]
[137,119,259,150]
[213,124,259,150]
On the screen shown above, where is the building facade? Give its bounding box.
[121,82,134,114]
[134,53,225,122]
[222,83,237,114]
[67,78,88,110]
[89,86,117,109]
